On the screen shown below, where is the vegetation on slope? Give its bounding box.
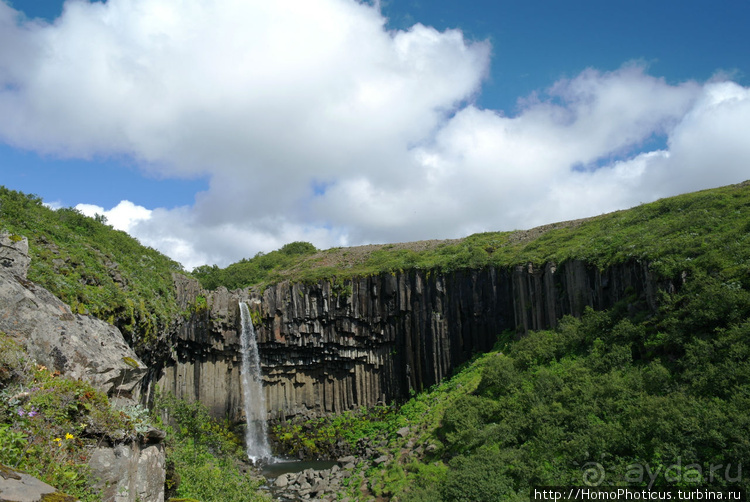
[151,391,270,502]
[0,186,183,354]
[194,181,750,289]
[192,240,318,290]
[0,332,152,501]
[0,331,270,501]
[277,278,750,500]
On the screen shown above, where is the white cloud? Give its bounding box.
[76,200,151,232]
[2,1,750,269]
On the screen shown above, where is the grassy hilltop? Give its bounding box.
[195,180,750,290]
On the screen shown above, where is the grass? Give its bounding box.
[194,181,750,289]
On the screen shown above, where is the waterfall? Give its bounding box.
[238,301,271,462]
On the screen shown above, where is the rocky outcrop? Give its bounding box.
[0,233,146,400]
[88,431,166,502]
[0,232,30,278]
[155,274,249,419]
[271,462,354,501]
[158,258,672,422]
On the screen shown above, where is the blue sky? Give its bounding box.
[1,0,749,268]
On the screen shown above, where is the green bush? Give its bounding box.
[151,391,269,502]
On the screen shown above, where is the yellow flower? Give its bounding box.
[65,433,74,440]
[53,437,62,443]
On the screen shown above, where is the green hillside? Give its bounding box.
[195,181,750,289]
[0,186,183,355]
[349,293,750,500]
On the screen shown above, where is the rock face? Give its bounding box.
[0,232,30,278]
[88,439,166,502]
[156,274,250,420]
[158,258,672,421]
[0,233,146,399]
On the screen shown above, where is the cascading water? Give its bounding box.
[238,302,272,462]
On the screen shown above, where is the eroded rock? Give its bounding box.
[0,233,146,399]
[88,441,166,502]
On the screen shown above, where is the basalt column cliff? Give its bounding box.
[156,259,668,421]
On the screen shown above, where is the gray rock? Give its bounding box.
[0,465,75,502]
[337,455,356,465]
[143,426,167,443]
[311,480,329,494]
[373,455,389,465]
[0,236,146,399]
[274,473,290,488]
[396,426,410,438]
[0,232,30,279]
[88,442,166,502]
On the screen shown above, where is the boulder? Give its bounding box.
[0,464,76,502]
[88,441,166,502]
[0,233,146,399]
[274,473,290,488]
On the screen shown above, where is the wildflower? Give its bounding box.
[27,408,38,418]
[53,437,62,443]
[17,408,25,417]
[65,433,74,440]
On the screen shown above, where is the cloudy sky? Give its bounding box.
[2,0,749,270]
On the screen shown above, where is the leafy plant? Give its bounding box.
[151,390,269,502]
